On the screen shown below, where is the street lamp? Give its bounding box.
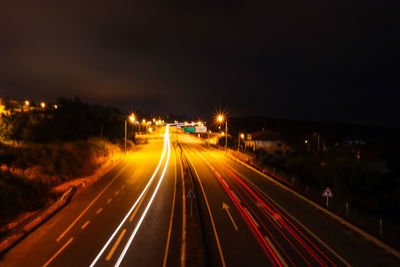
[217,114,227,151]
[238,133,245,152]
[305,139,310,152]
[40,102,46,109]
[125,114,135,155]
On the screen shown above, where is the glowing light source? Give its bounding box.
[53,104,58,109]
[240,133,245,139]
[142,119,146,123]
[40,102,46,108]
[129,114,135,122]
[25,100,30,106]
[218,115,224,122]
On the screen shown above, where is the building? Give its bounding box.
[245,130,289,154]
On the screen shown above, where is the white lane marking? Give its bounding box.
[244,207,259,228]
[56,161,132,242]
[43,237,74,267]
[81,220,90,230]
[105,228,127,261]
[231,191,241,203]
[264,235,288,267]
[222,202,238,231]
[257,202,282,228]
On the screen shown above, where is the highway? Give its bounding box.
[0,125,398,266]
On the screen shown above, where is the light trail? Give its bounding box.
[192,142,338,265]
[185,143,283,266]
[89,125,170,267]
[189,142,330,266]
[115,126,171,267]
[192,141,347,266]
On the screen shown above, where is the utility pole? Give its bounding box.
[124,120,127,155]
[225,120,228,151]
[237,133,240,152]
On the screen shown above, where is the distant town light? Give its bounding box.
[218,115,224,122]
[25,100,30,106]
[149,127,152,133]
[40,102,46,108]
[142,119,146,123]
[240,133,245,139]
[53,104,58,109]
[221,132,225,136]
[305,140,308,144]
[129,114,135,122]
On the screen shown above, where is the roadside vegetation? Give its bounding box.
[0,98,128,232]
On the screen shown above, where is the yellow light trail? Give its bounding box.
[115,126,171,267]
[89,125,170,267]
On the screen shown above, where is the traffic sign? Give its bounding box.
[184,127,195,133]
[322,187,333,198]
[186,189,196,199]
[195,126,207,133]
[322,187,333,207]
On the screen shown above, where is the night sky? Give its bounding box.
[1,1,399,126]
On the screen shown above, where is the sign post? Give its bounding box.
[322,187,333,207]
[186,189,196,217]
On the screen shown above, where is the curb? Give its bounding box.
[0,186,76,254]
[225,151,400,260]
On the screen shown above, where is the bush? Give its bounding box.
[0,171,52,222]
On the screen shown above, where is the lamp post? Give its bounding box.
[125,114,135,154]
[218,115,227,151]
[238,133,244,152]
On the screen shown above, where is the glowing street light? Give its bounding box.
[40,102,46,109]
[305,140,310,152]
[125,114,136,154]
[53,104,58,109]
[142,119,146,124]
[25,100,30,106]
[238,133,245,152]
[216,114,227,150]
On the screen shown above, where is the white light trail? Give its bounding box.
[115,126,171,267]
[90,126,170,267]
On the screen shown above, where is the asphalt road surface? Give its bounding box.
[1,126,399,266]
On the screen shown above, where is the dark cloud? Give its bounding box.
[0,0,399,126]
